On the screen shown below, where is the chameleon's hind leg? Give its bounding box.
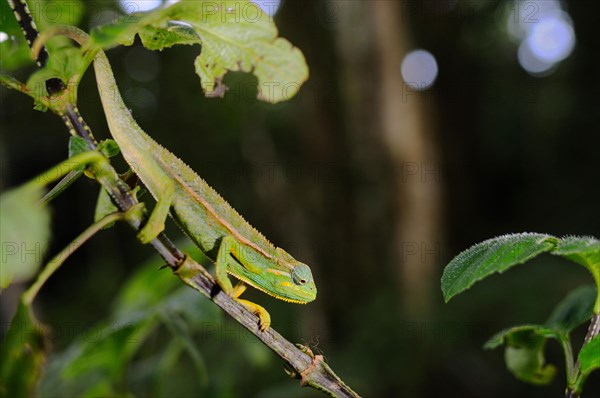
[137,181,174,244]
[215,236,271,331]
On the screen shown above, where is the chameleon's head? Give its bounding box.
[273,248,317,303]
[287,262,317,303]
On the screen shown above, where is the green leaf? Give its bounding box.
[554,236,600,312]
[485,326,558,385]
[94,187,118,226]
[441,233,557,302]
[0,184,51,288]
[579,334,600,378]
[68,135,92,158]
[138,23,201,50]
[545,285,596,333]
[504,329,557,385]
[553,236,600,269]
[484,324,560,350]
[0,301,48,396]
[90,0,308,103]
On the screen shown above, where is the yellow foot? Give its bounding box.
[236,298,271,331]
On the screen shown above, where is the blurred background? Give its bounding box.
[1,0,599,397]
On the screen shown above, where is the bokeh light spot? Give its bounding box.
[528,11,575,63]
[401,50,438,91]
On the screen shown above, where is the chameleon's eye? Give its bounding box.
[291,264,312,286]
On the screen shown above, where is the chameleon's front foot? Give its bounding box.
[137,217,165,244]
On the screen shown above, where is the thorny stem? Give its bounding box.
[5,1,361,396]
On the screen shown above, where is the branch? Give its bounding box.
[175,258,360,397]
[6,1,361,395]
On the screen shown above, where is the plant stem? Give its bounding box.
[565,313,600,397]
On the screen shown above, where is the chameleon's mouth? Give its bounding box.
[228,271,315,304]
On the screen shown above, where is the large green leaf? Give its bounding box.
[0,301,48,396]
[90,0,308,103]
[579,334,600,378]
[441,233,557,302]
[0,184,51,288]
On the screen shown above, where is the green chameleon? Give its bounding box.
[93,49,316,330]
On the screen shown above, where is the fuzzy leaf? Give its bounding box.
[553,236,600,270]
[441,233,557,302]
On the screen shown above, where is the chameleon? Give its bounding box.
[7,0,317,329]
[92,45,316,330]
